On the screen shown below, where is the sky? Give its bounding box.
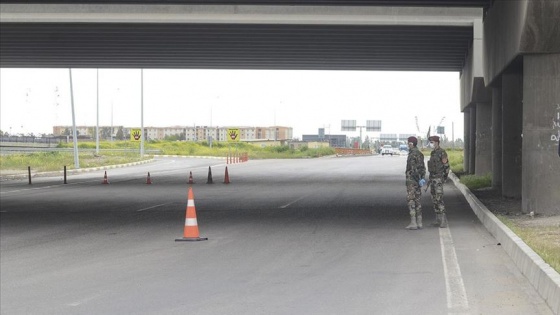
[0,68,464,141]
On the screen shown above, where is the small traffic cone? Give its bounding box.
[102,171,109,184]
[146,172,152,184]
[206,166,214,184]
[223,166,230,184]
[175,187,208,242]
[188,171,194,184]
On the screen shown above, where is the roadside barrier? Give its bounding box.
[175,187,208,242]
[226,152,249,164]
[334,148,372,156]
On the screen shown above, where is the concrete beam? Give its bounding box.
[0,4,481,26]
[460,18,483,112]
[483,0,560,85]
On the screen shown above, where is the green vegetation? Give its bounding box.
[498,215,560,273]
[0,151,147,172]
[446,149,464,174]
[1,140,336,172]
[459,173,492,190]
[421,147,464,173]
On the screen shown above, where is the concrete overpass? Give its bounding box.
[1,0,559,214]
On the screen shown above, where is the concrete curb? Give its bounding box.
[0,159,156,181]
[450,172,560,315]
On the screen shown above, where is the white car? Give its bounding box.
[381,145,394,156]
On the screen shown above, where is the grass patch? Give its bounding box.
[497,215,560,273]
[460,173,492,190]
[0,151,148,172]
[421,148,464,173]
[2,140,337,172]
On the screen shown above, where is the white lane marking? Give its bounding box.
[279,195,307,209]
[439,226,470,314]
[0,180,100,195]
[136,202,173,212]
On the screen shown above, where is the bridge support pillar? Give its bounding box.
[475,102,492,176]
[463,109,471,173]
[501,71,523,199]
[491,85,502,189]
[469,106,477,174]
[522,54,560,215]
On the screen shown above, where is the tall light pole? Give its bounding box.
[140,69,144,157]
[96,69,99,154]
[69,69,80,169]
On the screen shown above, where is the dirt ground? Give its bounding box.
[472,187,560,228]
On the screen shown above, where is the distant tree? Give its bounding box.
[116,127,124,140]
[363,136,370,149]
[100,127,112,140]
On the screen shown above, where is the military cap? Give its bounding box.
[428,135,440,142]
[407,136,418,145]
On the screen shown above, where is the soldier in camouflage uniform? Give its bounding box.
[405,136,426,230]
[427,135,450,228]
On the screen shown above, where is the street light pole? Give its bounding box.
[69,68,80,169]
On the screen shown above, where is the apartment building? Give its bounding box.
[53,125,293,141]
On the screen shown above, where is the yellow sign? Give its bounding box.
[227,128,240,142]
[130,129,142,141]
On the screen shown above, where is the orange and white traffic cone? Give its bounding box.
[175,187,208,242]
[102,171,109,184]
[146,172,152,184]
[188,171,194,184]
[223,166,230,184]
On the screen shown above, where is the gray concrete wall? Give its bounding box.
[492,85,503,188]
[460,18,484,112]
[464,110,471,173]
[469,106,477,174]
[483,0,527,85]
[519,0,560,53]
[484,0,559,85]
[501,72,523,199]
[475,102,493,175]
[522,54,560,215]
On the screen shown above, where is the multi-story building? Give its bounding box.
[53,125,293,142]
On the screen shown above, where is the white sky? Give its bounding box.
[0,68,464,140]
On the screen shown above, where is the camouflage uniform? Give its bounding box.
[405,146,425,229]
[428,147,450,225]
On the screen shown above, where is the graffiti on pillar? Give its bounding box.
[552,104,560,142]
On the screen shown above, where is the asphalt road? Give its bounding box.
[0,156,553,315]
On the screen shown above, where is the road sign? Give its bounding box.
[227,128,240,142]
[130,129,142,141]
[366,120,382,132]
[341,120,357,131]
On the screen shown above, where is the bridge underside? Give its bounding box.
[1,23,472,71]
